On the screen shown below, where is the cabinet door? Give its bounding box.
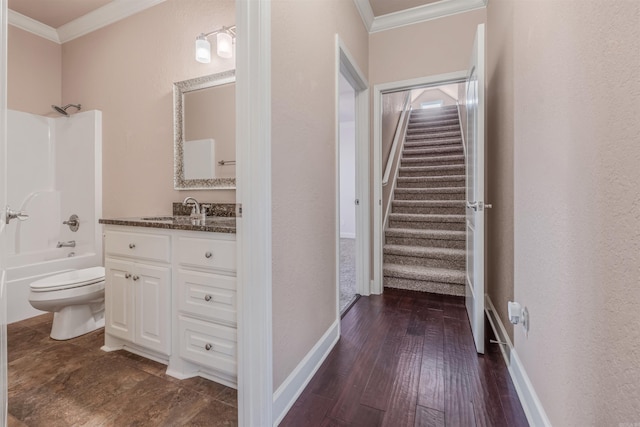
[134,263,171,355]
[105,258,135,342]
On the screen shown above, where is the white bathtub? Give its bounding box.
[6,249,102,324]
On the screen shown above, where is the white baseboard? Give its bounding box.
[272,319,340,426]
[485,296,551,427]
[339,232,356,239]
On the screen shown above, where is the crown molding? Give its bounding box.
[354,0,487,33]
[57,0,167,43]
[353,0,374,31]
[8,10,60,43]
[8,0,167,44]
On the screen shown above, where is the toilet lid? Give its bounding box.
[30,266,105,292]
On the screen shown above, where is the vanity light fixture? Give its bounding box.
[195,25,236,63]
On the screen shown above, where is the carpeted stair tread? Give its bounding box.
[407,124,461,133]
[404,138,462,147]
[403,146,463,156]
[401,154,465,165]
[398,164,464,176]
[383,263,465,285]
[384,244,465,259]
[397,175,465,184]
[406,131,462,139]
[394,187,465,194]
[388,213,464,223]
[385,228,466,241]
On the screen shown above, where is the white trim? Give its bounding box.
[382,92,410,186]
[236,1,273,426]
[353,0,487,34]
[272,320,340,426]
[456,101,467,159]
[0,1,7,424]
[8,10,59,43]
[340,232,356,239]
[8,0,166,44]
[372,71,468,295]
[352,0,374,31]
[485,297,552,427]
[336,36,370,300]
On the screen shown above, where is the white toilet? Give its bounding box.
[28,266,106,340]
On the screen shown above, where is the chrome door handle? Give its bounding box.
[124,273,132,279]
[129,243,136,249]
[205,252,213,259]
[132,275,139,281]
[204,294,212,302]
[5,206,29,225]
[205,343,212,351]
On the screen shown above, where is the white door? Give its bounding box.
[0,0,8,423]
[465,24,486,354]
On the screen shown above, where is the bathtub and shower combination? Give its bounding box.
[5,108,103,325]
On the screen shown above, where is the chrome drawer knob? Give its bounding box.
[129,243,136,249]
[205,252,213,259]
[204,294,212,302]
[125,273,131,279]
[132,275,139,281]
[205,343,212,351]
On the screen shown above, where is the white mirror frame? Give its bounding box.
[173,69,236,190]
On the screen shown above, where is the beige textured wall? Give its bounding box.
[486,0,514,341]
[62,0,236,218]
[369,9,486,86]
[381,91,407,219]
[271,0,368,390]
[8,26,61,116]
[507,0,640,423]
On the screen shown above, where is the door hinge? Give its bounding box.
[236,204,242,218]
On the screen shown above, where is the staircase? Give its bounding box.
[383,105,466,296]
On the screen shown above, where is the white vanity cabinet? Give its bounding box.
[101,224,237,388]
[170,233,238,387]
[103,229,172,357]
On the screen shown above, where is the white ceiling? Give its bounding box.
[8,0,112,28]
[368,0,442,17]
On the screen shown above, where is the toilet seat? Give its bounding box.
[30,266,105,292]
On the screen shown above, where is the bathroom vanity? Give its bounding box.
[99,215,237,388]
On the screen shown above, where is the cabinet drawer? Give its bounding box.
[178,269,236,325]
[177,237,236,272]
[105,231,170,263]
[178,315,236,375]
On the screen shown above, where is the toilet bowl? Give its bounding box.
[28,266,106,340]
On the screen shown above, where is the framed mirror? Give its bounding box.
[174,70,236,190]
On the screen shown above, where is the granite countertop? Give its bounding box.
[99,215,236,234]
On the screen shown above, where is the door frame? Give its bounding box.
[235,0,273,425]
[371,71,468,295]
[0,0,7,424]
[335,36,369,309]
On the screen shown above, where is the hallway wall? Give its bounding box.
[271,0,368,391]
[489,0,640,423]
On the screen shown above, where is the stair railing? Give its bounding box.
[456,100,467,159]
[382,92,411,187]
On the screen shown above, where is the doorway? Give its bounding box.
[335,38,369,318]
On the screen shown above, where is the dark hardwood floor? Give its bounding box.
[280,288,528,427]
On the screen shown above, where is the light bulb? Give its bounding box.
[195,35,211,63]
[216,31,233,59]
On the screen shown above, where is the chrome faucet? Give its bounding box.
[57,240,76,248]
[182,197,202,217]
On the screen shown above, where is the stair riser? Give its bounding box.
[396,179,464,188]
[404,141,461,149]
[394,192,464,201]
[399,168,464,177]
[401,159,464,167]
[383,278,465,295]
[384,253,465,270]
[392,205,465,215]
[403,148,463,157]
[388,220,465,231]
[406,132,462,140]
[407,125,461,133]
[384,235,465,249]
[410,114,458,122]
